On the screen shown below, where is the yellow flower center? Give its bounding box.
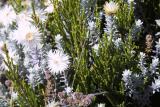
[26,32,33,41]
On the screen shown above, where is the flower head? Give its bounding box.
[47,50,70,74]
[0,5,16,27]
[11,22,41,49]
[103,1,118,15]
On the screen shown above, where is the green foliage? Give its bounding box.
[3,44,45,107]
[116,0,134,36]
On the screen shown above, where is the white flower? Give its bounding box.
[47,50,70,74]
[46,101,60,107]
[103,1,119,15]
[122,69,132,82]
[0,5,16,27]
[11,22,41,48]
[135,19,143,27]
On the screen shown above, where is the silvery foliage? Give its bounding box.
[24,44,52,88]
[0,99,8,107]
[131,19,143,41]
[0,8,52,88]
[122,51,160,106]
[151,28,160,94]
[104,15,122,48]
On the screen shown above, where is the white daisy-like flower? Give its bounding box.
[11,22,41,48]
[103,1,119,15]
[47,50,70,74]
[0,5,16,27]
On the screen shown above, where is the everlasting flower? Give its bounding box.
[11,22,41,48]
[0,5,16,27]
[47,50,70,74]
[103,1,118,15]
